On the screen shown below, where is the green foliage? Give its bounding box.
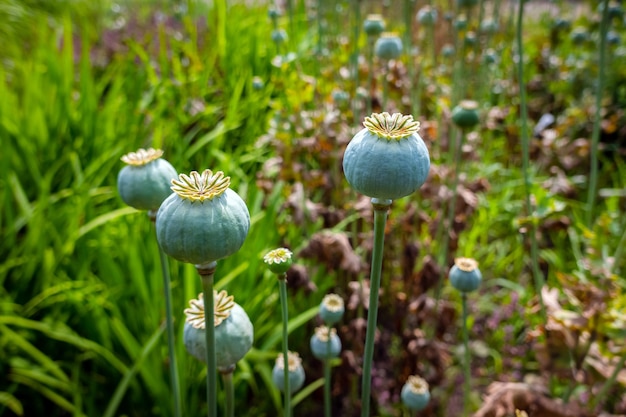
[1,0,626,416]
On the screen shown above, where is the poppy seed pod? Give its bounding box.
[183,291,253,369]
[343,112,430,200]
[417,6,438,26]
[479,19,499,35]
[449,257,482,293]
[117,148,178,211]
[263,248,293,275]
[310,326,342,360]
[451,100,480,129]
[374,33,403,60]
[441,44,455,58]
[156,169,250,266]
[570,28,588,45]
[271,29,288,44]
[363,14,385,37]
[319,294,345,325]
[401,375,431,411]
[454,15,468,31]
[272,351,306,394]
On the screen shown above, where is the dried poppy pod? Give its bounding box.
[343,112,430,201]
[117,148,177,211]
[156,169,250,266]
[183,291,253,370]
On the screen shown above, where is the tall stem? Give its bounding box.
[461,293,471,416]
[590,350,626,411]
[382,62,389,110]
[221,369,235,417]
[366,40,374,116]
[360,198,391,417]
[516,0,546,322]
[324,356,332,417]
[197,261,218,417]
[150,211,182,417]
[278,278,291,417]
[352,0,361,126]
[586,0,610,228]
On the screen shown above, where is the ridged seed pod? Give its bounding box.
[401,375,431,411]
[374,33,403,60]
[183,291,253,369]
[343,112,430,200]
[156,169,250,265]
[117,148,177,211]
[451,100,480,129]
[272,352,306,394]
[417,6,438,26]
[363,14,385,37]
[449,257,482,293]
[310,326,342,360]
[263,248,293,275]
[319,294,345,325]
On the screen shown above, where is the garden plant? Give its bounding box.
[1,0,626,416]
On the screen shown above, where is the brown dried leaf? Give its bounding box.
[299,230,364,275]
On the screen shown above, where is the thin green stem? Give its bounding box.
[366,40,374,116]
[352,0,361,126]
[222,370,235,417]
[382,62,389,110]
[461,293,471,417]
[324,356,331,417]
[516,0,546,323]
[360,198,391,417]
[278,278,291,417]
[586,0,610,228]
[198,262,218,417]
[590,350,626,411]
[149,211,182,417]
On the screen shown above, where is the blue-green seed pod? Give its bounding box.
[454,15,468,30]
[416,6,438,26]
[364,14,386,37]
[271,29,288,44]
[482,49,498,65]
[449,257,482,293]
[332,89,350,106]
[117,148,177,211]
[375,33,403,60]
[552,18,571,31]
[463,31,477,47]
[252,76,264,90]
[263,248,293,275]
[268,7,280,20]
[401,375,430,411]
[310,326,342,360]
[343,112,430,200]
[451,100,480,129]
[319,294,345,325]
[607,31,621,46]
[570,28,588,45]
[156,170,250,266]
[272,352,306,394]
[441,44,455,58]
[183,291,254,369]
[479,19,499,35]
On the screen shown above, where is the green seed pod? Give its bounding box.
[479,19,499,35]
[570,27,588,45]
[451,100,480,129]
[552,18,571,31]
[363,14,385,37]
[454,15,468,31]
[319,294,345,325]
[263,248,293,275]
[271,29,288,44]
[482,49,498,65]
[252,76,264,90]
[343,112,430,200]
[607,31,621,46]
[449,257,482,293]
[117,148,178,211]
[374,32,403,60]
[441,44,455,58]
[401,375,430,411]
[463,31,477,47]
[156,169,250,265]
[416,6,438,26]
[310,326,342,360]
[272,352,305,394]
[183,291,254,369]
